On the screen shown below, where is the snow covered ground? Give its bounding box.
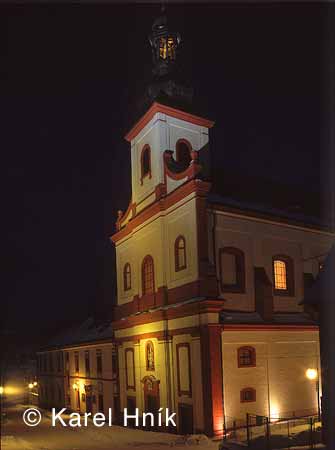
[1,403,219,450]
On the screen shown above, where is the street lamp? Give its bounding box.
[28,383,34,389]
[306,368,320,421]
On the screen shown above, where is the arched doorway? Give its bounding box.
[141,376,160,429]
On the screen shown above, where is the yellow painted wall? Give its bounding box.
[115,195,199,305]
[222,330,320,423]
[212,210,334,312]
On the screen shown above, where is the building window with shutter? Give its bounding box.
[74,352,79,374]
[85,350,90,377]
[238,346,256,368]
[96,350,103,378]
[123,263,131,291]
[142,255,155,295]
[219,247,245,293]
[175,235,187,272]
[273,255,294,296]
[240,387,256,403]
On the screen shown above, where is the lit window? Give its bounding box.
[219,247,245,292]
[142,255,155,295]
[273,256,294,295]
[240,388,256,403]
[274,260,287,290]
[123,263,131,291]
[175,236,186,271]
[238,346,256,368]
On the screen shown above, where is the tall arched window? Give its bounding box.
[140,145,151,184]
[123,263,131,291]
[175,235,187,272]
[219,247,245,293]
[237,346,256,368]
[142,255,155,295]
[176,139,192,169]
[145,341,155,371]
[273,255,294,296]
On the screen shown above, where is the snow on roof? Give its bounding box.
[42,317,113,351]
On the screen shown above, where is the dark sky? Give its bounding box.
[2,3,333,342]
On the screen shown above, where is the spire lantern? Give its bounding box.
[149,13,181,77]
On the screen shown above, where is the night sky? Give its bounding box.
[2,3,334,345]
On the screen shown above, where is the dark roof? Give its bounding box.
[40,317,113,351]
[206,169,333,231]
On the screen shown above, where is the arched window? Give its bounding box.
[238,346,256,368]
[273,255,294,296]
[140,145,151,183]
[219,247,245,293]
[240,387,256,403]
[123,263,131,291]
[176,139,192,169]
[142,255,155,295]
[145,341,155,371]
[175,235,187,272]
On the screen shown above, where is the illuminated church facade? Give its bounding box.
[38,12,334,437]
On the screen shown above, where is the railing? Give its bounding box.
[223,411,322,449]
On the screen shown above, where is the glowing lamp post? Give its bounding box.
[306,368,320,421]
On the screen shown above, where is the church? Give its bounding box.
[37,11,334,437]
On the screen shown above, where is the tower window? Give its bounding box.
[273,255,294,296]
[142,255,155,295]
[219,247,245,293]
[175,235,187,271]
[140,145,151,183]
[176,139,192,169]
[238,346,256,368]
[123,263,131,291]
[240,387,256,403]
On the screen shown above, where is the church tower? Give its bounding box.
[110,9,224,436]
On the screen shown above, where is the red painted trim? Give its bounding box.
[111,179,211,243]
[114,327,200,344]
[117,201,136,231]
[125,102,215,142]
[176,343,192,397]
[200,325,224,437]
[163,150,202,181]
